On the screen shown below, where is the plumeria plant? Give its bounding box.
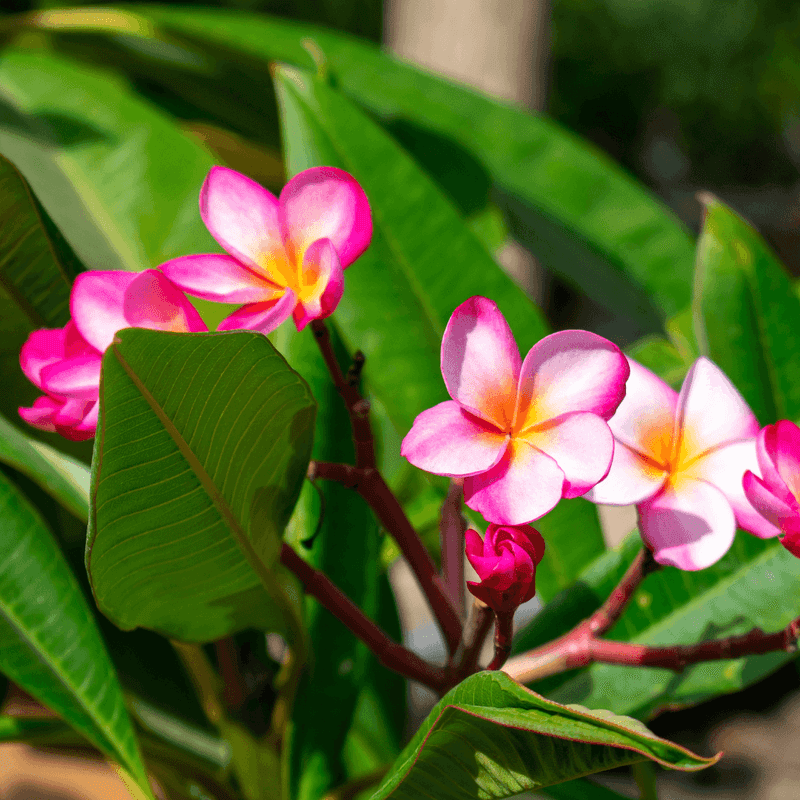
[0,10,799,800]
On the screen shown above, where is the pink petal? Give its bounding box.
[40,354,102,401]
[606,358,678,464]
[72,270,207,352]
[520,411,614,498]
[20,328,67,388]
[674,357,759,461]
[200,166,284,273]
[514,330,629,432]
[292,238,344,330]
[782,526,800,559]
[586,440,668,505]
[766,420,800,503]
[463,438,565,525]
[279,166,372,269]
[53,397,93,427]
[74,400,99,435]
[755,424,796,508]
[440,296,520,429]
[216,290,297,335]
[638,476,737,570]
[743,471,799,532]
[683,440,781,540]
[159,254,282,304]
[18,396,62,431]
[400,400,508,477]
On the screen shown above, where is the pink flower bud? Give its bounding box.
[465,523,545,613]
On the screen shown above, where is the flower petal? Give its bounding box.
[216,289,297,335]
[160,254,281,304]
[401,401,507,477]
[440,296,520,429]
[743,471,799,532]
[19,396,62,432]
[755,424,796,507]
[292,238,344,330]
[606,358,678,465]
[463,438,565,525]
[782,526,800,559]
[200,166,283,272]
[20,328,67,388]
[766,420,800,503]
[638,476,736,570]
[279,166,372,268]
[72,270,207,352]
[675,357,759,461]
[40,354,102,401]
[585,440,668,505]
[683,440,781,539]
[514,330,629,431]
[521,411,614,498]
[74,400,99,435]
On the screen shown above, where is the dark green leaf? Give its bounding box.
[540,777,634,799]
[86,329,315,643]
[372,671,716,800]
[0,470,149,792]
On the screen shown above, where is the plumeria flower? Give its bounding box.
[743,421,800,559]
[401,296,629,525]
[587,357,780,570]
[19,270,206,439]
[159,166,372,334]
[465,523,546,613]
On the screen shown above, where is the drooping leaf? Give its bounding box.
[87,329,315,644]
[694,194,800,424]
[0,470,150,793]
[274,63,548,436]
[371,671,716,800]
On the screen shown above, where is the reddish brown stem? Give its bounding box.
[214,637,246,711]
[440,480,467,616]
[310,319,375,469]
[280,543,449,693]
[453,599,494,680]
[488,610,515,671]
[308,460,463,654]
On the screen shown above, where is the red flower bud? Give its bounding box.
[465,523,545,613]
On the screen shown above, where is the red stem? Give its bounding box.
[440,480,467,616]
[280,543,449,693]
[488,610,515,671]
[453,599,494,680]
[214,637,246,711]
[309,460,463,654]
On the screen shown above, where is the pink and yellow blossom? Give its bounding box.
[401,296,629,524]
[743,421,800,559]
[587,357,780,570]
[159,166,372,334]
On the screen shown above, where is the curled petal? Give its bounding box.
[521,411,614,498]
[743,471,800,533]
[684,440,780,539]
[782,526,800,559]
[40,354,102,401]
[20,328,67,388]
[216,289,297,336]
[441,296,520,429]
[200,166,283,272]
[401,401,507,477]
[53,397,93,427]
[764,420,800,503]
[464,438,565,525]
[586,440,667,506]
[675,357,759,461]
[638,476,736,570]
[755,424,796,508]
[160,254,282,304]
[19,396,62,432]
[280,166,372,269]
[73,400,99,436]
[515,330,629,430]
[292,238,344,330]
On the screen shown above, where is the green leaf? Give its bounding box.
[86,329,315,643]
[0,470,150,793]
[625,335,688,390]
[540,777,634,799]
[0,411,89,521]
[694,194,800,424]
[274,64,548,436]
[372,671,716,800]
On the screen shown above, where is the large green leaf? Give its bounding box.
[274,64,548,436]
[0,470,150,793]
[371,671,715,800]
[30,6,696,321]
[86,329,315,643]
[694,194,800,424]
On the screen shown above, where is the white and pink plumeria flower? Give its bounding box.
[401,296,630,525]
[159,166,372,335]
[19,270,206,439]
[588,357,781,570]
[743,420,800,559]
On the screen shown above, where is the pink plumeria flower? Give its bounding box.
[587,357,780,570]
[19,270,206,439]
[159,166,372,334]
[743,421,800,559]
[401,296,629,525]
[466,523,546,613]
